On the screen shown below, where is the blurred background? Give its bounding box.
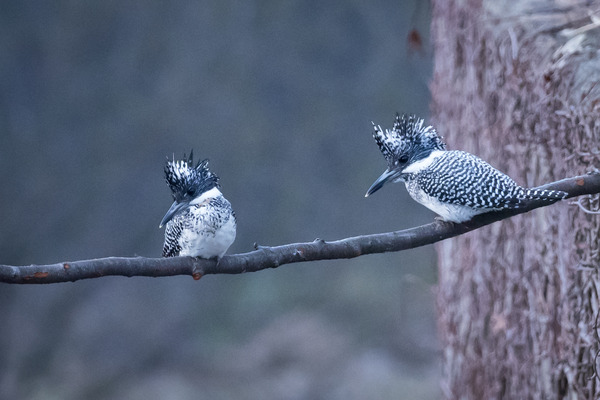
[0,1,438,399]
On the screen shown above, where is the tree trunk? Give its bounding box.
[431,1,600,399]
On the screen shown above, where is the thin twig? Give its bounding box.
[572,196,600,214]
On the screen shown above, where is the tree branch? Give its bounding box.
[2,172,599,284]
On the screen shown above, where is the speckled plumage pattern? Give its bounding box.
[367,114,568,222]
[160,152,236,258]
[163,192,236,258]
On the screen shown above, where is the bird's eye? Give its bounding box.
[186,188,195,196]
[399,155,409,163]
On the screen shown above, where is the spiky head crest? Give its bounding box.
[164,150,220,202]
[373,113,446,168]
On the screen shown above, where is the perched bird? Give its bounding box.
[365,114,568,223]
[160,151,236,258]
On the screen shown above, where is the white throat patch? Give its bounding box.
[190,187,222,205]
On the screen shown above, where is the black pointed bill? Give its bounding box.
[365,168,401,197]
[159,200,188,228]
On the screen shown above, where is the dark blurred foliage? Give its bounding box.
[0,1,438,399]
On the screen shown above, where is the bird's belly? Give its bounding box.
[404,182,487,223]
[179,217,237,258]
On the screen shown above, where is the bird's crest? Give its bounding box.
[164,150,220,201]
[372,113,446,165]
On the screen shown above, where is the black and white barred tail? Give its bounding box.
[519,188,568,206]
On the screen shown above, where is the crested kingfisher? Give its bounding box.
[160,151,236,258]
[365,114,567,223]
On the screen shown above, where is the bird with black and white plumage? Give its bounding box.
[160,151,236,258]
[365,113,568,223]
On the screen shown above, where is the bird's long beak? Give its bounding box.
[159,201,187,228]
[365,168,401,197]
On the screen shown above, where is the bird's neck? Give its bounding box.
[402,149,445,174]
[190,186,222,205]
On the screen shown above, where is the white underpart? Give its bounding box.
[178,213,236,258]
[403,181,487,222]
[173,187,237,258]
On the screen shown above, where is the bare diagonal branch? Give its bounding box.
[1,172,599,284]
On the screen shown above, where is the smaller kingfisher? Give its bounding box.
[160,151,236,258]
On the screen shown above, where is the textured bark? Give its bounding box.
[431,1,600,399]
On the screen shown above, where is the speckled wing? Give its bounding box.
[163,215,185,257]
[415,150,525,210]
